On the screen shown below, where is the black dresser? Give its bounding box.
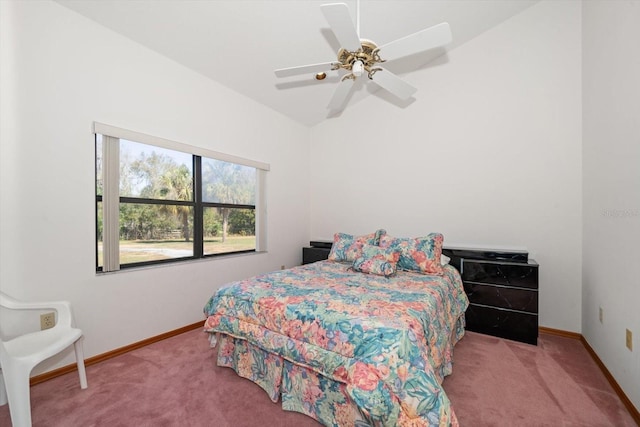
[444,247,539,345]
[302,242,539,345]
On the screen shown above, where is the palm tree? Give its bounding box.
[158,164,193,241]
[130,152,193,241]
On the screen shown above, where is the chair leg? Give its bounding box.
[74,339,88,389]
[2,362,33,427]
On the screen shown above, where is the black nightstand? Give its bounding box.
[461,258,539,345]
[302,241,332,265]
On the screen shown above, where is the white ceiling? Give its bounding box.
[56,0,538,127]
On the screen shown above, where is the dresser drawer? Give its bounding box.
[462,260,538,289]
[465,304,538,345]
[463,282,538,313]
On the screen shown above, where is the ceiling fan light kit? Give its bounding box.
[274,1,452,113]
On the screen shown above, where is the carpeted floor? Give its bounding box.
[444,332,637,426]
[0,329,637,426]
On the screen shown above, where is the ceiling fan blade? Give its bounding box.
[327,77,355,111]
[370,68,417,100]
[320,3,361,52]
[275,61,338,78]
[378,22,452,61]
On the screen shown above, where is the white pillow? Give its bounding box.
[440,254,451,266]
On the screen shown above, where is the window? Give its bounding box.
[95,123,268,272]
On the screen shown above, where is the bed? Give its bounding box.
[203,233,469,426]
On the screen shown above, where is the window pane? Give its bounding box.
[202,158,256,204]
[120,139,193,201]
[203,207,255,255]
[119,203,194,264]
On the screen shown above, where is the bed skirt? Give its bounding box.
[208,315,465,427]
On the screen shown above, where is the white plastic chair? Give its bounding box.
[0,292,87,427]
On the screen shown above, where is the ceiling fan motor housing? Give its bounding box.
[337,39,383,78]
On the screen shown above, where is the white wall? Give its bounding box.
[310,1,582,332]
[582,1,640,410]
[0,0,310,373]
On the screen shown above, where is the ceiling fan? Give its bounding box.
[274,2,452,112]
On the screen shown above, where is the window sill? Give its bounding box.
[96,250,268,275]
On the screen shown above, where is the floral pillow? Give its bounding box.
[327,229,386,262]
[359,243,400,263]
[379,233,444,275]
[352,244,399,277]
[352,257,397,277]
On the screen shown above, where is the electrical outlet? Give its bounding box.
[40,312,55,330]
[626,329,633,351]
[599,307,603,323]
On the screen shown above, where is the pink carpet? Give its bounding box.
[443,332,637,426]
[0,329,636,426]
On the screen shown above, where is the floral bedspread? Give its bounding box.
[203,260,468,426]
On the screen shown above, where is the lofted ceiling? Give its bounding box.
[56,0,538,127]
